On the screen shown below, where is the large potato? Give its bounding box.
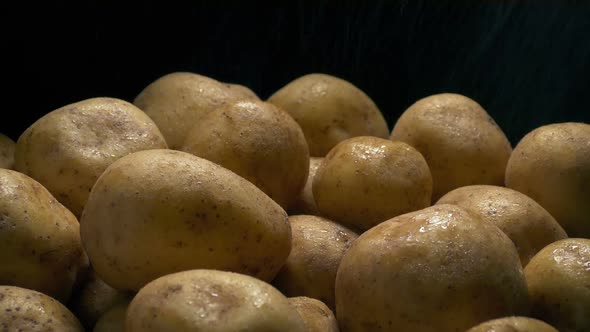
[181,99,309,210]
[436,185,567,266]
[0,169,86,302]
[0,133,15,169]
[390,93,512,201]
[505,122,590,238]
[273,215,358,309]
[126,269,306,332]
[335,204,529,332]
[0,285,83,331]
[292,157,323,215]
[313,136,432,231]
[80,149,291,291]
[268,73,389,156]
[288,297,339,332]
[14,97,167,216]
[466,316,559,332]
[524,238,590,332]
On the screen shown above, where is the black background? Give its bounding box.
[5,1,590,145]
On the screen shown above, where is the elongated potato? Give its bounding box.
[288,297,339,332]
[0,133,15,169]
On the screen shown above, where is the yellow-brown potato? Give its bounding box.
[225,82,260,100]
[524,238,590,332]
[288,297,339,332]
[181,99,309,210]
[0,286,83,331]
[335,204,529,332]
[505,122,590,238]
[390,93,512,201]
[126,269,306,332]
[273,215,358,309]
[80,149,291,291]
[93,302,128,332]
[436,185,567,266]
[268,73,389,156]
[0,133,15,169]
[0,169,86,302]
[292,157,323,215]
[14,97,167,216]
[312,136,432,231]
[466,316,559,332]
[134,72,237,149]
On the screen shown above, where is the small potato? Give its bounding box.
[436,185,567,266]
[506,122,590,238]
[0,285,83,331]
[268,73,389,156]
[93,303,128,332]
[313,136,432,231]
[288,297,339,332]
[14,97,167,216]
[0,169,86,302]
[292,157,323,215]
[224,82,260,100]
[81,149,291,291]
[273,215,358,309]
[524,238,590,332]
[181,99,309,210]
[466,316,559,332]
[390,93,512,201]
[336,204,529,332]
[126,269,306,332]
[0,133,15,169]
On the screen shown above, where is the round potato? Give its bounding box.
[181,99,309,210]
[524,238,590,332]
[292,157,323,215]
[126,269,306,332]
[81,149,291,291]
[288,297,339,332]
[224,82,259,100]
[14,97,167,216]
[0,169,86,302]
[0,285,83,331]
[93,302,128,332]
[313,136,432,231]
[505,122,590,238]
[436,185,567,266]
[0,133,15,169]
[335,204,529,332]
[466,316,559,332]
[390,93,512,201]
[273,215,357,309]
[268,73,389,156]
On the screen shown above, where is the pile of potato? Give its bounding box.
[0,71,588,332]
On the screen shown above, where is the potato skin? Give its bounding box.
[335,204,529,332]
[224,82,260,100]
[268,73,389,156]
[466,316,559,332]
[436,185,567,266]
[126,269,307,332]
[0,169,86,302]
[390,93,512,201]
[80,149,292,291]
[524,238,590,332]
[0,133,15,169]
[181,99,309,210]
[505,122,590,238]
[0,285,83,331]
[288,297,339,332]
[93,303,128,332]
[291,157,323,215]
[313,136,432,231]
[14,97,167,216]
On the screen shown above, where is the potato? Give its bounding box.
[390,93,512,201]
[288,297,339,332]
[292,157,323,214]
[436,185,567,266]
[126,269,306,332]
[273,215,357,309]
[224,82,260,100]
[134,72,238,148]
[93,302,128,332]
[335,204,529,332]
[505,122,590,238]
[181,99,309,210]
[80,149,291,291]
[0,285,83,331]
[0,169,86,302]
[268,73,389,156]
[14,97,167,216]
[313,136,432,231]
[0,133,15,169]
[524,238,590,332]
[466,316,559,332]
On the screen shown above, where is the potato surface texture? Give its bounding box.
[466,316,559,332]
[288,296,339,332]
[292,157,323,214]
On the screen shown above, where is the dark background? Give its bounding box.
[5,1,590,145]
